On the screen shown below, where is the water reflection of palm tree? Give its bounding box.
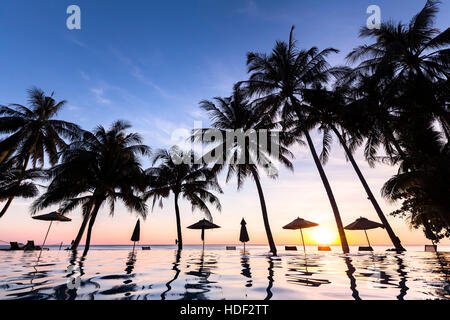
[264,256,274,301]
[344,256,361,300]
[161,250,182,300]
[395,254,408,300]
[97,251,137,299]
[285,255,331,287]
[240,251,252,290]
[182,250,219,300]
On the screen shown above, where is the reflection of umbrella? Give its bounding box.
[32,211,72,261]
[283,217,319,254]
[131,220,140,251]
[187,219,220,250]
[345,217,384,248]
[239,218,250,251]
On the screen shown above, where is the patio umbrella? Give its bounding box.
[187,219,220,250]
[131,219,140,252]
[283,217,319,254]
[239,218,250,251]
[345,217,384,248]
[32,211,72,262]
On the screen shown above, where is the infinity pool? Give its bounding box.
[0,245,448,300]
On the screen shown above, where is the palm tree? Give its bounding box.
[32,120,149,254]
[193,88,296,255]
[382,122,450,232]
[240,26,351,253]
[0,155,40,203]
[300,86,405,251]
[144,148,222,251]
[0,88,81,218]
[347,0,449,138]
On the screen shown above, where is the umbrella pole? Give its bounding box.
[133,241,136,252]
[300,229,306,254]
[364,230,371,247]
[37,221,53,264]
[244,242,246,252]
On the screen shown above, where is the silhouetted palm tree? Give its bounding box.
[382,122,450,234]
[194,88,296,255]
[347,0,449,137]
[32,120,149,254]
[0,155,40,203]
[300,86,405,251]
[0,88,81,217]
[240,26,350,253]
[144,148,222,251]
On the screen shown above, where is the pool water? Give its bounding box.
[0,245,448,300]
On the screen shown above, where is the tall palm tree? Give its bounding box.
[347,0,449,137]
[240,26,351,253]
[144,148,222,251]
[0,88,81,218]
[32,120,149,254]
[194,88,296,255]
[300,86,405,251]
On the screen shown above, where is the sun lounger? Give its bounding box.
[9,242,22,250]
[226,246,236,250]
[142,246,151,250]
[425,245,437,252]
[285,246,297,251]
[318,245,331,251]
[359,246,373,252]
[23,240,42,251]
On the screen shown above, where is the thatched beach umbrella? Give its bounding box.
[283,217,319,254]
[32,211,71,261]
[187,219,220,250]
[345,217,384,249]
[239,218,250,251]
[131,219,140,251]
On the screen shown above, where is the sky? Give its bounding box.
[0,0,449,247]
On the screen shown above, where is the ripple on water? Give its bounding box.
[0,245,448,300]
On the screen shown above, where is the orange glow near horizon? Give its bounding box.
[308,227,340,245]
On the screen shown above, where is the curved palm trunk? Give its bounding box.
[0,151,9,164]
[82,200,103,256]
[302,128,350,253]
[174,193,183,251]
[0,154,31,218]
[332,126,406,252]
[250,166,277,256]
[71,200,95,250]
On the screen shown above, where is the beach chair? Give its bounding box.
[226,246,236,250]
[23,240,41,251]
[142,246,151,250]
[285,246,297,251]
[425,245,437,252]
[9,242,22,250]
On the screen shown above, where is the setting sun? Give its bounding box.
[310,228,339,245]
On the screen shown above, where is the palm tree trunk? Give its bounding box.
[82,200,103,256]
[302,128,350,253]
[332,126,406,252]
[0,150,9,164]
[174,193,183,251]
[250,166,277,256]
[0,153,31,218]
[71,200,95,250]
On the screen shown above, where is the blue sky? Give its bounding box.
[0,1,449,246]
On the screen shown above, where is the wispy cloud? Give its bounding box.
[111,48,172,99]
[90,88,111,104]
